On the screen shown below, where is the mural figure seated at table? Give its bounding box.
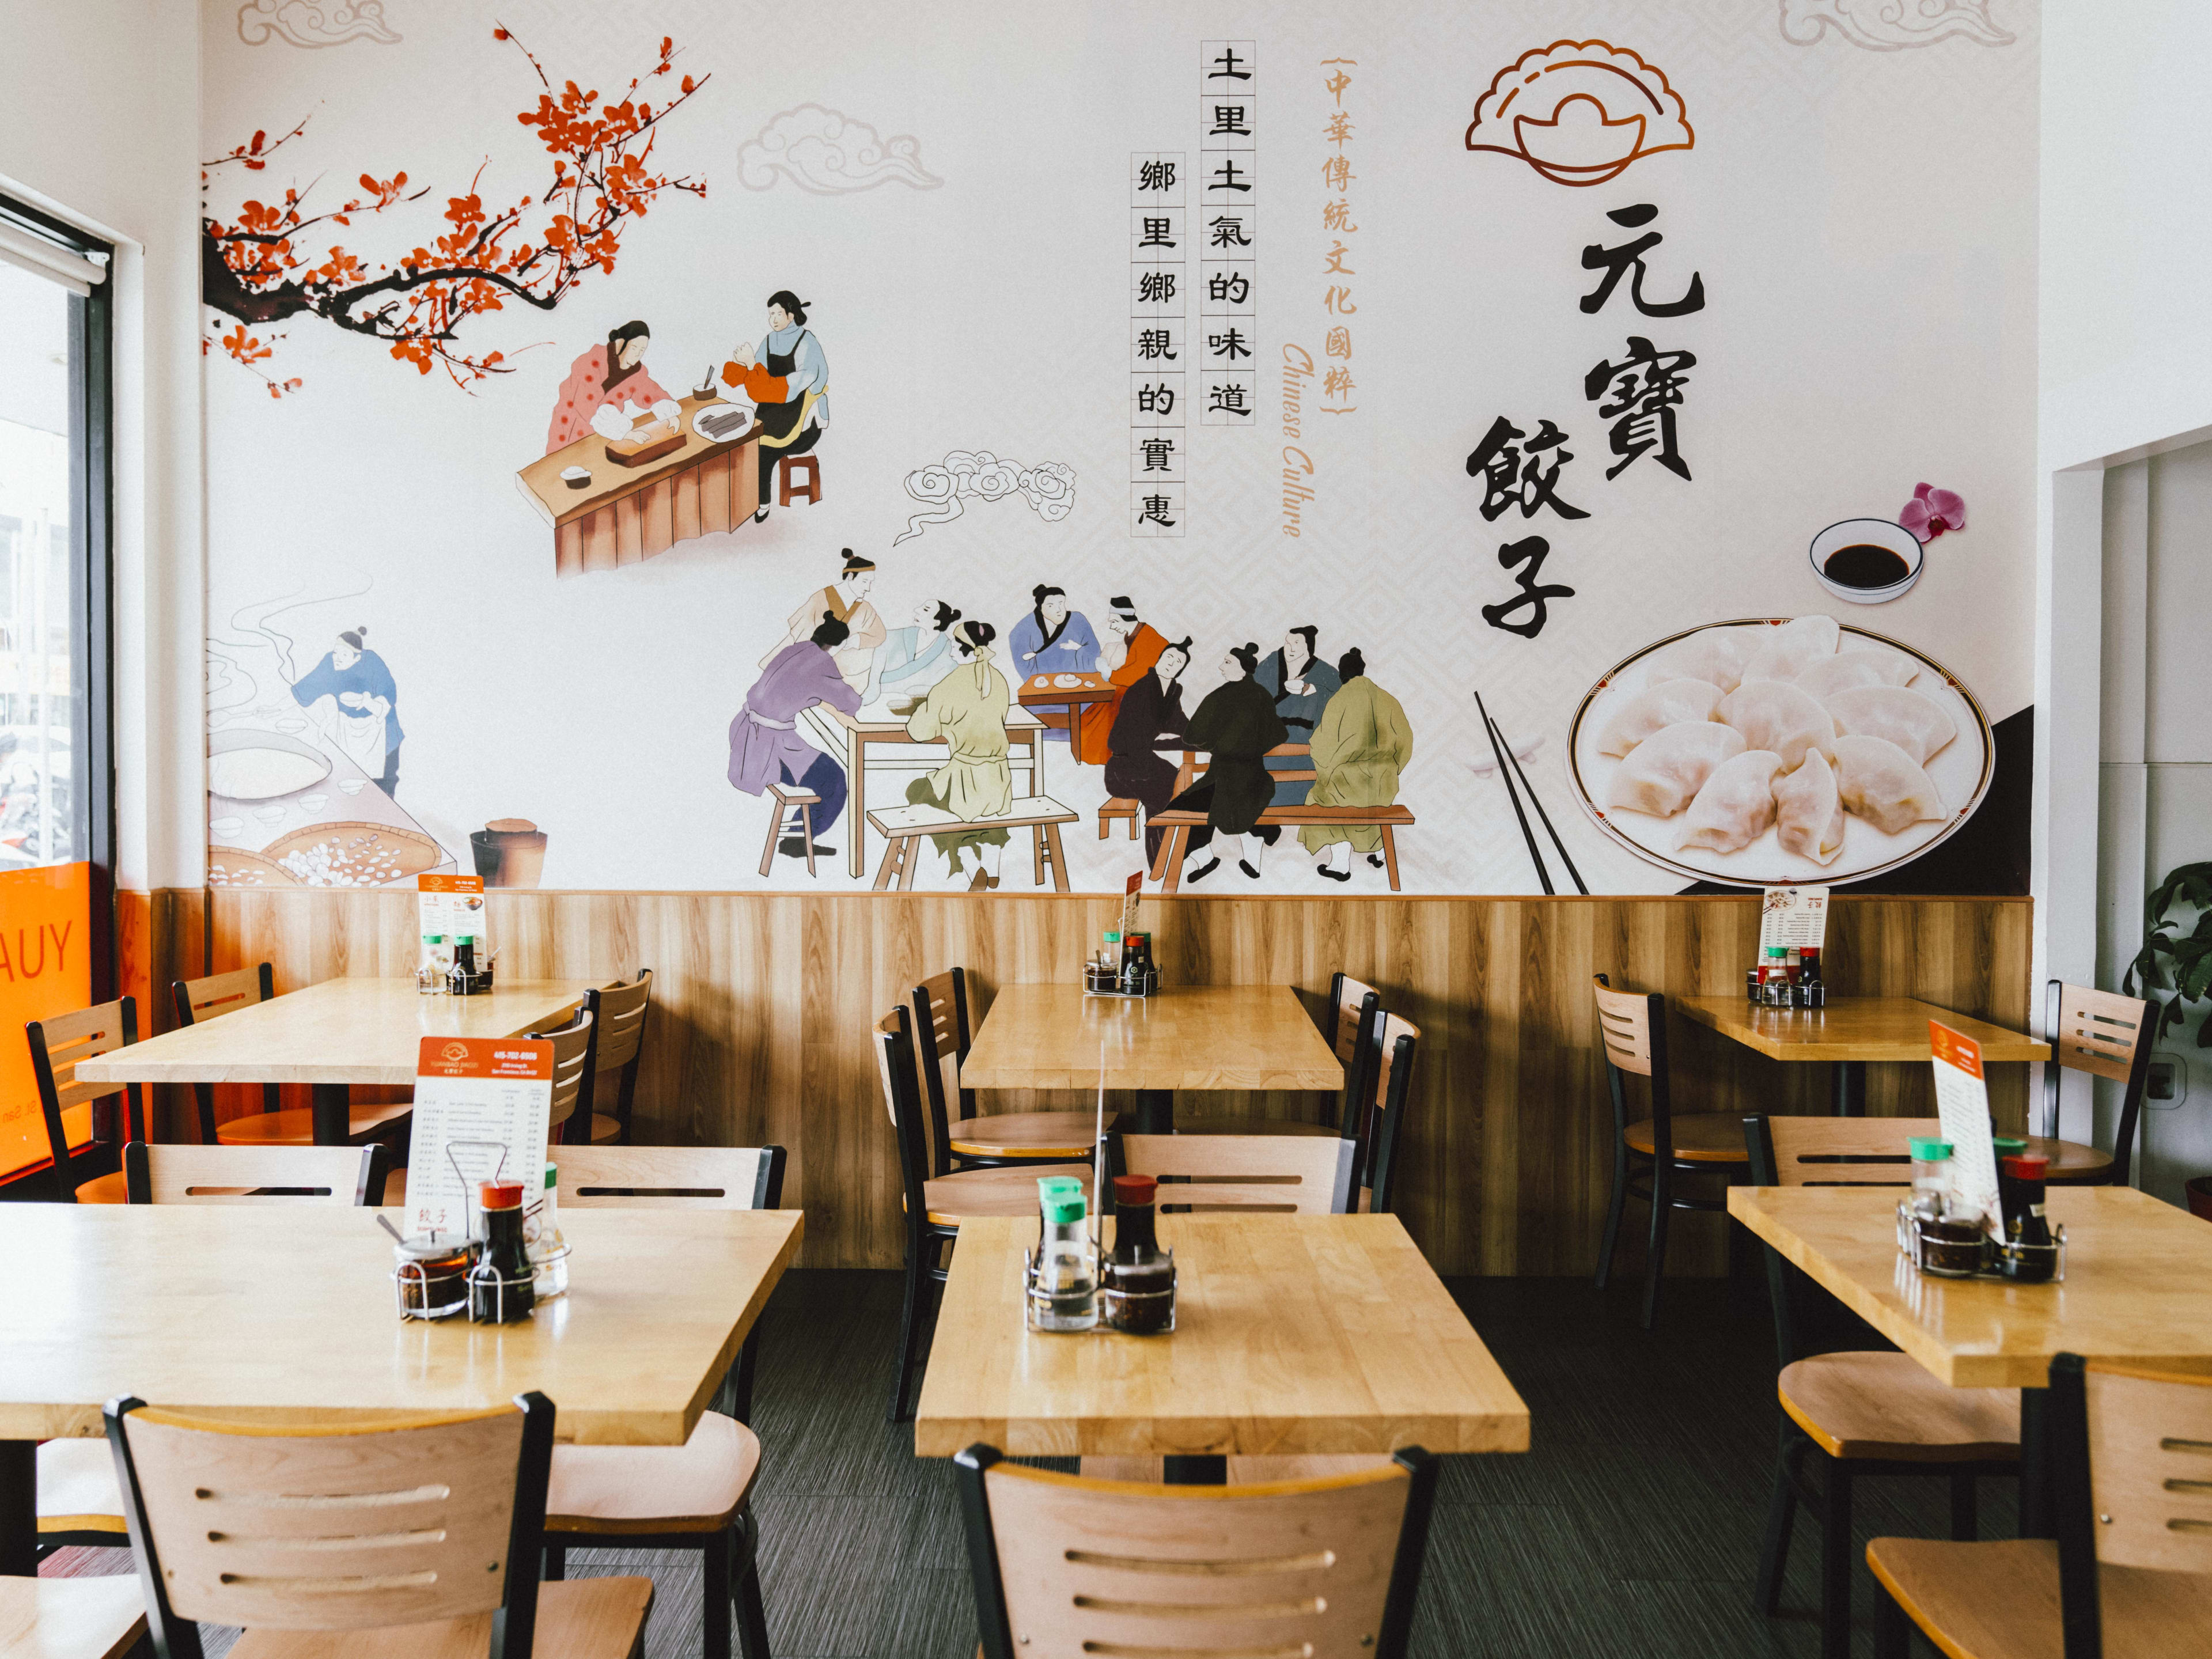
[730,612,861,864]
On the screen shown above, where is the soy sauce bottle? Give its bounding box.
[468,1180,537,1323]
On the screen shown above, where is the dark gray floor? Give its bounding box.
[46,1267,2010,1657]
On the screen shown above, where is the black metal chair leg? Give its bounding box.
[702,1513,732,1659]
[734,1509,773,1659]
[888,1250,930,1423]
[1949,1471,1976,1541]
[543,1541,566,1580]
[1754,1428,1803,1616]
[1641,1161,1672,1329]
[1874,1581,1911,1659]
[1594,1142,1630,1290]
[1820,1457,1854,1659]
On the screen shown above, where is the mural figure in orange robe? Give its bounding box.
[1077,596,1169,764]
[545,320,680,453]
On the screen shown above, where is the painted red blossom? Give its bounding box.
[200,26,707,395]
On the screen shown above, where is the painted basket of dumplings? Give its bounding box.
[1565,616,1994,889]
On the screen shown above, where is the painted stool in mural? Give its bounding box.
[866,796,1079,892]
[760,781,821,878]
[777,453,821,507]
[1099,798,1139,839]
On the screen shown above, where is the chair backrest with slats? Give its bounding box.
[108,1393,553,1659]
[584,969,652,1140]
[955,1444,1439,1659]
[1327,972,1383,1134]
[29,997,142,1199]
[1119,1132,1356,1215]
[1755,1115,1934,1187]
[526,1006,596,1137]
[877,1010,935,1254]
[2044,980,2153,1187]
[1362,1014,1420,1215]
[1592,974,1676,1159]
[124,1142,387,1207]
[172,965,280,1142]
[910,968,974,1175]
[557,1145,786,1210]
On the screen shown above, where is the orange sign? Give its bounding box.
[0,863,96,1182]
[1465,40,1694,188]
[1928,1020,1984,1079]
[415,1035,552,1082]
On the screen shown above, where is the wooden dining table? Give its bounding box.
[914,1213,1529,1476]
[75,976,597,1145]
[0,1200,804,1575]
[1013,670,1118,765]
[1679,995,2051,1117]
[960,983,1344,1132]
[1727,1183,2212,1533]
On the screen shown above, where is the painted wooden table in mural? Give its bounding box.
[516,394,764,579]
[1015,671,1117,765]
[800,701,1048,880]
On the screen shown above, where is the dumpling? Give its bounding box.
[1834,735,1946,835]
[1661,628,1757,694]
[1740,615,1840,684]
[1677,750,1785,854]
[1793,652,1920,702]
[1717,680,1838,768]
[1824,685,1956,767]
[1774,752,1847,866]
[1604,721,1745,818]
[1595,677,1725,757]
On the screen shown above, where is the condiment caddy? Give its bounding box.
[1083,878,1160,997]
[1021,1174,1177,1337]
[1747,883,1828,1008]
[390,1147,570,1321]
[1894,1137,2064,1283]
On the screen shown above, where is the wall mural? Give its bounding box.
[200,0,2041,897]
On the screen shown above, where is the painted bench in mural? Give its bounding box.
[865,796,1080,892]
[1141,745,1413,893]
[1101,741,1315,842]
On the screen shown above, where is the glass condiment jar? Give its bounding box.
[1101,1173,1175,1335]
[1908,1136,1953,1219]
[1028,1179,1097,1332]
[392,1233,473,1319]
[1997,1154,2059,1282]
[468,1180,537,1323]
[527,1162,569,1298]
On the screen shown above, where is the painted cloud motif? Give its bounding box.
[236,0,400,47]
[738,105,944,195]
[1465,40,1692,188]
[893,451,1075,545]
[1779,0,2014,50]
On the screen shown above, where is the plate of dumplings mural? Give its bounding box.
[1566,616,1993,888]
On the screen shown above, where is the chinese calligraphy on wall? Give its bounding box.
[1201,39,1258,429]
[1131,151,1185,537]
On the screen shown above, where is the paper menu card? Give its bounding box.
[403,1035,551,1238]
[417,873,486,978]
[1929,1021,2000,1224]
[1759,885,1830,953]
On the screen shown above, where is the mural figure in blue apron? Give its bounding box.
[291,626,403,796]
[1103,635,1191,867]
[729,611,861,862]
[1160,642,1289,884]
[1255,624,1339,807]
[1303,648,1414,882]
[866,600,964,704]
[902,619,1013,891]
[722,290,828,524]
[1010,584,1100,745]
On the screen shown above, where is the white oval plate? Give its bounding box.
[1052,673,1085,689]
[1565,618,1993,889]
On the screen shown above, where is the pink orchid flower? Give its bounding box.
[1897,483,1965,544]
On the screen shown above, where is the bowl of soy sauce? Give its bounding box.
[1808,517,1923,605]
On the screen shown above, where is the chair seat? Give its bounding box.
[2027,1134,2114,1184]
[922,1162,1093,1226]
[1177,1116,1337,1138]
[1779,1351,2021,1462]
[0,1574,147,1659]
[230,1575,653,1659]
[36,1436,125,1535]
[547,1410,762,1535]
[1624,1113,1751,1164]
[585,1112,623,1143]
[217,1100,412,1146]
[949,1110,1118,1160]
[1866,1535,2212,1659]
[71,1169,128,1204]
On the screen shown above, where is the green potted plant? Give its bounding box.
[2122,861,2212,1219]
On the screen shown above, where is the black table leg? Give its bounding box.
[1831,1060,1865,1117]
[1162,1455,1226,1484]
[1,1438,36,1575]
[2018,1385,2051,1538]
[312,1082,350,1145]
[1136,1089,1175,1135]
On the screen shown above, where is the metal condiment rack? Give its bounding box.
[1896,1201,2066,1282]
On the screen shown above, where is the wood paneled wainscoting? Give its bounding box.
[179,891,2032,1274]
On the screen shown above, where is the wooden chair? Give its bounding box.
[2044,979,2154,1186]
[1745,1115,2021,1659]
[1359,1012,1421,1215]
[542,1145,788,1659]
[582,969,652,1143]
[529,1005,598,1146]
[1590,973,1749,1328]
[1116,1132,1357,1214]
[911,968,1111,1169]
[1182,971,1381,1140]
[1869,1355,2212,1659]
[28,997,144,1203]
[0,1577,145,1659]
[172,965,412,1147]
[954,1444,1442,1659]
[879,1008,1092,1423]
[104,1391,653,1659]
[758,781,819,877]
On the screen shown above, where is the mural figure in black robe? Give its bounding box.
[1162,642,1289,883]
[1103,637,1192,866]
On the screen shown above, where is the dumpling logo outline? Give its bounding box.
[1465,40,1694,188]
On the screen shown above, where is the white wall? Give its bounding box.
[0,0,204,891]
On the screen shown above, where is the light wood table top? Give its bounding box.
[960,984,1343,1092]
[0,1202,802,1444]
[1727,1185,2212,1388]
[1679,995,2051,1063]
[75,976,596,1086]
[912,1214,1530,1458]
